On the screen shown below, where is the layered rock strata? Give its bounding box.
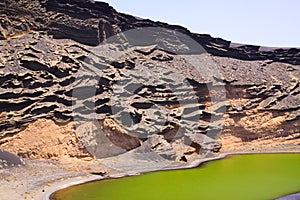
[0,0,299,161]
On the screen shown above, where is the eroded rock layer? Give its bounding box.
[0,0,299,160]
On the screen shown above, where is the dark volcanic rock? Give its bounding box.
[0,0,299,159]
[0,150,25,168]
[134,135,196,161]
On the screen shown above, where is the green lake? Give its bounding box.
[51,154,300,200]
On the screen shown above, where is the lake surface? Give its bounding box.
[52,154,300,200]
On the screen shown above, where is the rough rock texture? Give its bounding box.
[1,119,91,160]
[0,0,299,161]
[0,150,24,168]
[134,135,196,162]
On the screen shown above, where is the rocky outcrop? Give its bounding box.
[2,119,91,160]
[0,150,24,168]
[0,0,299,161]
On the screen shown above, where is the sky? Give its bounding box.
[98,0,300,47]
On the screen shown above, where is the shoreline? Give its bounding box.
[46,150,300,200]
[43,175,104,200]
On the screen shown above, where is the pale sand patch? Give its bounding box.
[0,158,106,200]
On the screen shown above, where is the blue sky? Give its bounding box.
[99,0,300,47]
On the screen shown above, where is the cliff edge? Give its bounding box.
[0,0,299,162]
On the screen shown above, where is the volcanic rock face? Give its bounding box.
[0,0,299,160]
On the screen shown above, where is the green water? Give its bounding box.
[52,154,300,200]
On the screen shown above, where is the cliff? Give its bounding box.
[0,0,299,162]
